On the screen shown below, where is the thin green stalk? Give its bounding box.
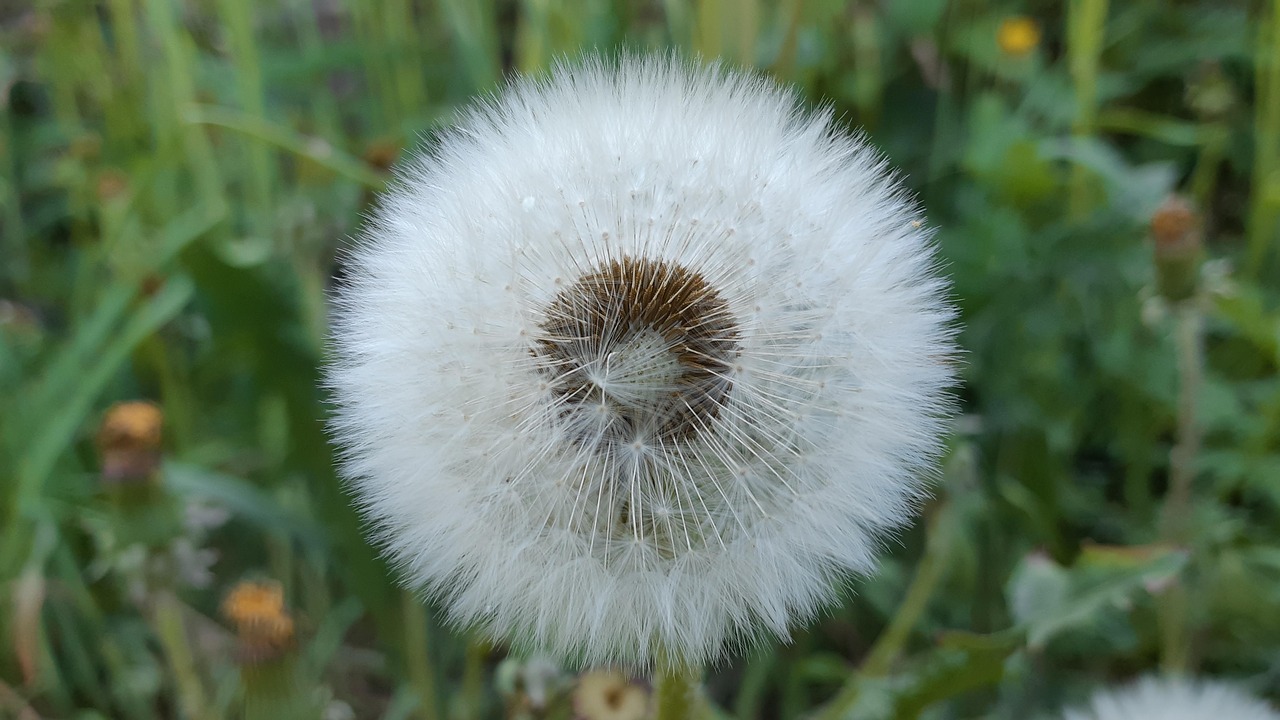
[402,592,440,720]
[694,0,724,58]
[460,640,488,720]
[730,0,760,64]
[1066,0,1109,218]
[654,652,701,720]
[1247,0,1280,274]
[515,0,552,73]
[143,0,224,207]
[217,0,275,236]
[771,0,805,79]
[349,0,399,130]
[437,0,500,91]
[849,2,883,128]
[1158,301,1204,674]
[812,502,951,720]
[184,105,387,189]
[153,591,215,720]
[385,0,428,126]
[732,648,775,720]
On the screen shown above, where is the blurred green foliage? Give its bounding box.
[1,0,1278,718]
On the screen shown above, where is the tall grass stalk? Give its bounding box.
[813,502,952,720]
[1158,301,1204,674]
[217,0,275,237]
[153,591,214,720]
[402,592,440,720]
[142,0,225,211]
[1066,0,1109,218]
[1248,0,1280,274]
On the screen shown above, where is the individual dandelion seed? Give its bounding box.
[1062,676,1280,720]
[326,55,958,669]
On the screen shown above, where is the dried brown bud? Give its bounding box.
[1150,195,1203,302]
[95,169,130,203]
[97,401,163,484]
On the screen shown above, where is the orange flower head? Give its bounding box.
[221,581,296,663]
[97,401,163,483]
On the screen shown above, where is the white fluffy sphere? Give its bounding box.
[327,56,957,668]
[1063,677,1280,720]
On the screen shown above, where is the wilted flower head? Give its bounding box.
[328,56,957,667]
[1063,676,1280,720]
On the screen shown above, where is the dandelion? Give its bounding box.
[98,400,163,483]
[573,670,651,720]
[222,580,296,664]
[327,56,957,671]
[997,16,1041,58]
[1062,676,1280,720]
[222,580,318,718]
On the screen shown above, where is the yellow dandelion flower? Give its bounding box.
[97,401,163,483]
[998,16,1041,58]
[221,580,296,663]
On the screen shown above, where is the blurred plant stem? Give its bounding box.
[152,590,215,720]
[1158,300,1204,674]
[812,500,952,720]
[403,591,441,720]
[1248,0,1280,275]
[654,651,702,720]
[460,639,489,720]
[1067,0,1109,218]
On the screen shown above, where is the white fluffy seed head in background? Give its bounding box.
[1062,677,1280,720]
[326,55,958,668]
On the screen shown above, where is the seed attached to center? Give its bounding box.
[534,256,740,445]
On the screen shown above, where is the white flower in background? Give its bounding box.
[1063,676,1280,720]
[327,56,957,667]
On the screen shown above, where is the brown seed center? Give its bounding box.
[533,256,740,445]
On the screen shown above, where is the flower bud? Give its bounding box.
[1150,195,1203,303]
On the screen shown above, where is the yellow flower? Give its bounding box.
[221,580,296,663]
[997,16,1041,58]
[97,401,163,483]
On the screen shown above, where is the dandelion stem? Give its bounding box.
[654,651,702,720]
[813,501,951,720]
[152,590,215,720]
[401,591,440,720]
[1158,300,1204,674]
[460,639,488,719]
[1066,0,1109,218]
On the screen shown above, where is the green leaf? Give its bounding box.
[1006,545,1188,649]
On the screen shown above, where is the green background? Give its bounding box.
[1,0,1278,717]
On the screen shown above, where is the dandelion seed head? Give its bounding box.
[327,55,958,668]
[1063,677,1280,720]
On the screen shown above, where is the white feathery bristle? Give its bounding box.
[326,55,959,668]
[1063,676,1280,720]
